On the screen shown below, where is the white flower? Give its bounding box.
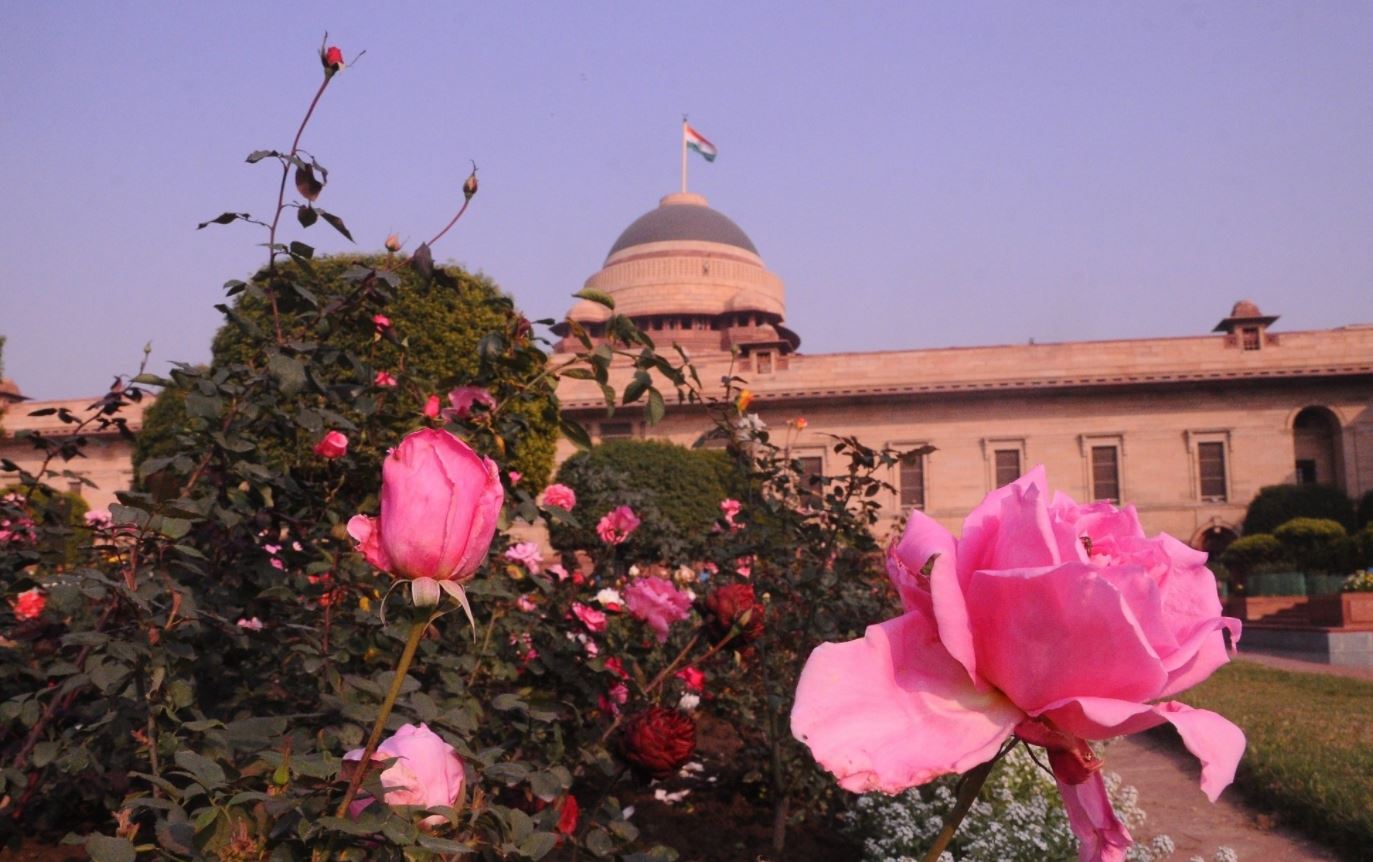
[595,588,624,607]
[653,788,691,805]
[678,693,701,711]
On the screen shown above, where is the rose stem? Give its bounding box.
[334,614,431,817]
[919,758,996,862]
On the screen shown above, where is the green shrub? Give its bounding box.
[548,439,738,563]
[1220,533,1287,576]
[1356,524,1373,569]
[1242,484,1356,535]
[0,484,89,566]
[1274,517,1357,575]
[1358,489,1373,529]
[1247,570,1306,597]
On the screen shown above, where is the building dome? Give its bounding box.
[553,192,798,355]
[607,193,758,258]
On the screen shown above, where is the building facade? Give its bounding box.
[552,192,1373,550]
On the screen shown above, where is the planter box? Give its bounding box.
[1226,595,1308,623]
[1309,592,1373,627]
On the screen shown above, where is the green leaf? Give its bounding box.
[85,836,136,862]
[646,388,666,425]
[288,240,314,260]
[560,418,593,452]
[572,288,615,310]
[266,352,307,396]
[196,211,252,229]
[173,750,226,790]
[517,832,558,860]
[585,828,615,857]
[156,516,192,540]
[622,371,650,405]
[319,209,355,242]
[297,205,318,228]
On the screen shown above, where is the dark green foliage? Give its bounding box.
[1353,523,1373,569]
[1242,484,1356,535]
[549,439,736,563]
[1273,517,1358,575]
[0,484,89,566]
[1219,533,1287,576]
[1358,489,1373,530]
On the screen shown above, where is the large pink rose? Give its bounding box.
[343,723,464,827]
[347,429,504,588]
[791,467,1244,862]
[624,577,692,643]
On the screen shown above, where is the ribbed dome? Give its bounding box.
[607,193,758,258]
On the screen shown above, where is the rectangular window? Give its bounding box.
[994,449,1021,487]
[1198,441,1227,501]
[599,421,633,441]
[797,455,823,500]
[1241,327,1261,351]
[899,454,926,510]
[1090,446,1120,503]
[756,351,773,374]
[1296,459,1318,485]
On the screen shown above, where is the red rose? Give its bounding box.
[621,707,696,778]
[323,45,345,72]
[705,583,764,642]
[556,793,579,836]
[313,430,349,459]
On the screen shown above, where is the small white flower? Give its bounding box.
[653,788,691,805]
[678,693,700,711]
[595,587,624,607]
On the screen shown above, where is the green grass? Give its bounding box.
[1178,661,1373,857]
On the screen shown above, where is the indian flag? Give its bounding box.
[685,124,717,162]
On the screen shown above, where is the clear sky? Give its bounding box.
[3,2,1371,399]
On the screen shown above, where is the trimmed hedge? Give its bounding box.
[1219,533,1286,576]
[1274,517,1356,575]
[1242,484,1356,535]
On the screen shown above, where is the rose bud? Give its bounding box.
[463,170,478,201]
[322,45,345,74]
[347,429,503,598]
[423,394,441,419]
[313,430,349,459]
[705,583,765,642]
[342,723,464,827]
[621,707,696,779]
[385,233,402,253]
[373,314,392,332]
[10,588,45,622]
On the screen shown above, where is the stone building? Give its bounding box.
[552,191,1373,550]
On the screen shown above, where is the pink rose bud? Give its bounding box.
[571,602,607,633]
[384,233,402,253]
[373,314,392,331]
[423,394,441,418]
[343,723,464,827]
[463,169,478,201]
[313,430,349,459]
[507,471,522,485]
[347,429,504,585]
[541,483,577,511]
[374,371,398,388]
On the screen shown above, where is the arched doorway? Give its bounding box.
[1292,406,1343,489]
[1197,525,1238,562]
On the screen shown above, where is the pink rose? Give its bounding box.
[313,430,349,459]
[423,394,441,419]
[347,429,504,600]
[515,595,537,613]
[548,564,570,582]
[507,471,522,485]
[598,682,630,717]
[375,371,398,388]
[373,314,392,331]
[571,602,607,633]
[595,506,641,546]
[542,483,577,511]
[719,498,742,530]
[236,617,264,631]
[624,577,692,643]
[503,542,543,574]
[791,467,1244,862]
[84,509,113,528]
[442,386,497,421]
[10,588,45,622]
[734,555,753,579]
[343,723,464,827]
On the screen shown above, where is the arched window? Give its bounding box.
[1292,406,1342,489]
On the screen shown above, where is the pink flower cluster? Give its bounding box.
[791,467,1244,862]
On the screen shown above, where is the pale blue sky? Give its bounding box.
[3,2,1371,398]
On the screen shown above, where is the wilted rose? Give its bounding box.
[384,233,402,252]
[347,429,503,601]
[705,583,764,642]
[343,723,464,827]
[442,385,497,421]
[313,430,349,459]
[621,707,696,778]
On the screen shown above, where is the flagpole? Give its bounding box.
[681,115,688,194]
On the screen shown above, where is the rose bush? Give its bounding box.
[792,466,1245,861]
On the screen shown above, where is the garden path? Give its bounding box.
[1108,734,1338,861]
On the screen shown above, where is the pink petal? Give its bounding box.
[1037,697,1245,802]
[347,515,392,572]
[1057,771,1132,862]
[966,563,1168,713]
[886,510,956,613]
[791,609,1022,794]
[1158,618,1240,697]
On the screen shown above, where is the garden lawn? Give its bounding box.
[1178,661,1373,858]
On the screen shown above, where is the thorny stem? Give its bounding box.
[425,197,471,251]
[918,758,997,862]
[334,615,432,817]
[465,609,505,688]
[265,73,332,343]
[600,628,735,747]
